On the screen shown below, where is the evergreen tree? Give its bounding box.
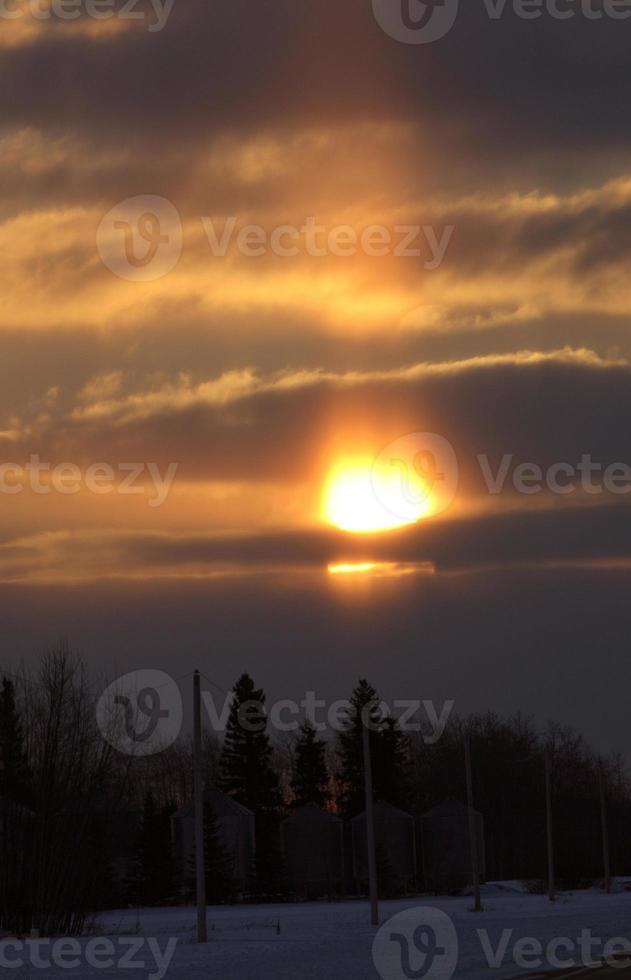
[337,679,408,816]
[291,722,330,809]
[219,674,279,812]
[337,679,384,817]
[187,801,237,904]
[219,674,282,895]
[375,716,409,809]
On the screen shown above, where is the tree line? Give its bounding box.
[1,648,629,932]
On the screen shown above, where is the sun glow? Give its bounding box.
[323,458,432,533]
[328,562,382,574]
[327,561,434,577]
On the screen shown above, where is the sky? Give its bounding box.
[1,0,631,755]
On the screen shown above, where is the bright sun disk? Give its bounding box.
[323,458,432,533]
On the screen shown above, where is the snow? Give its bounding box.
[4,889,631,979]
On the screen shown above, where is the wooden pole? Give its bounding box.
[193,670,207,943]
[362,715,379,926]
[545,746,555,903]
[464,732,482,912]
[599,761,612,895]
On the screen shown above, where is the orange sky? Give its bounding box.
[3,0,631,759]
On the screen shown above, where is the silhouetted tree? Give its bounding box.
[337,679,382,817]
[18,648,119,934]
[0,677,31,804]
[375,716,409,809]
[219,674,282,895]
[291,723,330,808]
[337,679,408,816]
[187,802,237,904]
[0,676,33,932]
[219,674,279,812]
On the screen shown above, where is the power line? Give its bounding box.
[200,672,230,699]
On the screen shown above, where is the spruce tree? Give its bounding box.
[291,722,330,809]
[337,679,409,816]
[219,674,279,812]
[219,674,282,896]
[375,716,409,809]
[337,679,384,817]
[187,801,237,904]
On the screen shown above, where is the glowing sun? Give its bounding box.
[322,458,433,533]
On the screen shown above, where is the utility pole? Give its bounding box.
[464,732,482,912]
[362,711,379,927]
[193,670,207,943]
[599,760,612,895]
[545,746,555,903]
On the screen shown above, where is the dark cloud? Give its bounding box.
[3,311,631,419]
[2,0,631,181]
[5,353,629,493]
[33,499,628,571]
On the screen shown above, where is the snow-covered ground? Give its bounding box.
[4,887,631,979]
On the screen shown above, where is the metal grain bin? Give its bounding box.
[172,787,255,895]
[421,798,485,894]
[352,801,416,895]
[281,804,344,899]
